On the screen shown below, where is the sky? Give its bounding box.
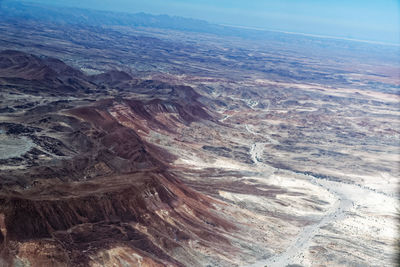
[22,0,400,44]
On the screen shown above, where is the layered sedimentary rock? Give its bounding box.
[0,50,238,266]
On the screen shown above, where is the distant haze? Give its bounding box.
[17,0,400,44]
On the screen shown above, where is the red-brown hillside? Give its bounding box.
[0,51,236,267]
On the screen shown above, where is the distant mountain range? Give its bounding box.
[0,1,229,34]
[2,0,399,51]
[0,0,354,43]
[0,0,398,63]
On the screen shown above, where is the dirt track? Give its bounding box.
[245,121,356,267]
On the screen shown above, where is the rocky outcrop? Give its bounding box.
[0,51,236,266]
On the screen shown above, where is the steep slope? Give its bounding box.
[0,51,238,266]
[0,50,94,95]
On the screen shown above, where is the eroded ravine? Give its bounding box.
[251,178,354,267]
[244,121,355,267]
[243,115,399,267]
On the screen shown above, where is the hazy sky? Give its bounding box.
[25,0,400,44]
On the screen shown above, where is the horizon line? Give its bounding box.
[12,1,400,47]
[220,24,400,47]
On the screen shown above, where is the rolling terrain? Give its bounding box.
[0,2,399,267]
